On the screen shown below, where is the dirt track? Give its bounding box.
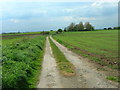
[37,36,118,88]
[37,37,62,88]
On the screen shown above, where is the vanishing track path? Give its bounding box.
[37,37,62,88]
[37,36,118,88]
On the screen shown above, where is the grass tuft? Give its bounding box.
[106,76,120,82]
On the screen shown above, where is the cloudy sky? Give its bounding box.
[0,0,119,33]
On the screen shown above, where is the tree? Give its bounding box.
[104,28,107,30]
[84,22,94,31]
[56,31,58,34]
[64,27,67,32]
[78,22,84,31]
[108,27,112,30]
[91,26,95,31]
[74,24,79,31]
[84,22,91,31]
[57,29,63,33]
[67,22,75,31]
[113,27,120,29]
[118,27,120,29]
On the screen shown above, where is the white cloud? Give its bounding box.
[1,1,118,32]
[92,0,118,8]
[50,16,96,22]
[79,17,96,21]
[92,1,103,8]
[62,16,73,21]
[63,16,96,21]
[1,0,119,2]
[32,10,47,14]
[0,9,2,17]
[63,9,75,13]
[10,19,20,23]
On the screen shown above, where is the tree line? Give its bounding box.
[56,22,94,33]
[104,26,120,30]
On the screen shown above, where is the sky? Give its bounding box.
[0,0,119,33]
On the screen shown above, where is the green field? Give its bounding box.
[53,30,118,69]
[1,30,119,87]
[2,35,46,88]
[2,36,29,45]
[2,32,41,36]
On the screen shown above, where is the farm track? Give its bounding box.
[50,36,118,88]
[37,37,62,88]
[37,36,118,88]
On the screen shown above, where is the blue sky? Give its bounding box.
[0,0,118,33]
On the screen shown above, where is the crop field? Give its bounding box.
[2,35,46,88]
[1,33,42,40]
[2,32,41,36]
[53,30,118,69]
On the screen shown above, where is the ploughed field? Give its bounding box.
[53,30,118,69]
[2,34,46,88]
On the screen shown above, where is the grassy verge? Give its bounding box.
[2,35,46,88]
[28,37,46,88]
[49,37,75,76]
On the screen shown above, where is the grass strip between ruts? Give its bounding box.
[49,37,75,77]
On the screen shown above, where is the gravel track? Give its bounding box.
[37,37,62,88]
